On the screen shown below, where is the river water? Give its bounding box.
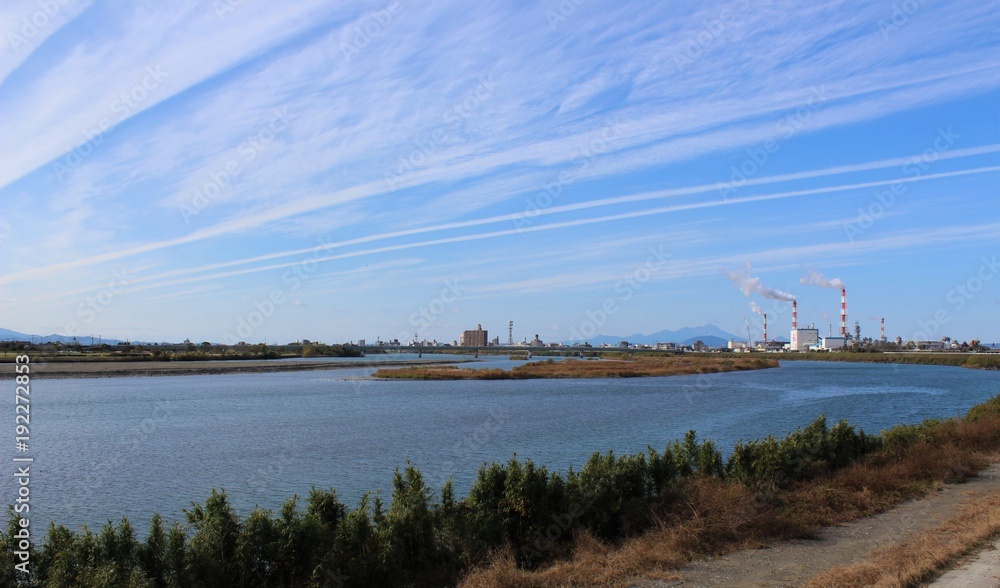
[3,357,998,533]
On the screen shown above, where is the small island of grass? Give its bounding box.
[371,354,778,379]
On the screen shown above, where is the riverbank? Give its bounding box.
[372,355,778,379]
[460,397,1000,587]
[780,351,1000,370]
[0,357,468,379]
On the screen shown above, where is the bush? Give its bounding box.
[464,458,567,565]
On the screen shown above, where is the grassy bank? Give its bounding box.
[0,358,468,380]
[372,355,778,379]
[0,344,363,364]
[6,392,1000,587]
[781,352,1000,370]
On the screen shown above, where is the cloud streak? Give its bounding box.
[2,0,998,342]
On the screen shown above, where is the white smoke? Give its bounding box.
[749,301,765,316]
[727,263,796,301]
[800,270,845,289]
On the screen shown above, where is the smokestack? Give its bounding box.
[840,288,847,338]
[792,300,798,329]
[880,318,886,343]
[763,313,767,343]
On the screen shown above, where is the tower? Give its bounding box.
[880,318,886,343]
[507,320,514,346]
[763,313,767,343]
[840,287,847,338]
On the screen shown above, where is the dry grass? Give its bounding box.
[784,351,1000,370]
[372,365,514,380]
[372,356,778,380]
[457,413,1000,587]
[807,488,1000,587]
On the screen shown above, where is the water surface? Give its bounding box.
[3,359,997,533]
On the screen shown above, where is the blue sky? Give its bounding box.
[1,0,998,345]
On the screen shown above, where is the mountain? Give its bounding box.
[680,335,729,348]
[568,324,745,347]
[0,328,121,345]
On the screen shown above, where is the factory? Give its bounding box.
[789,289,847,351]
[783,286,889,351]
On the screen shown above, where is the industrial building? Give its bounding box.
[822,336,846,350]
[790,328,819,351]
[789,300,819,351]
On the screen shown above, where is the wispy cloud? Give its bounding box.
[2,0,998,341]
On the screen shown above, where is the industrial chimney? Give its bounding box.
[880,318,886,343]
[792,300,798,329]
[763,313,768,343]
[840,288,847,338]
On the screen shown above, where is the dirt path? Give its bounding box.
[634,464,1000,587]
[928,536,1000,586]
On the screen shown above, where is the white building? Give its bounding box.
[790,328,819,351]
[822,336,846,350]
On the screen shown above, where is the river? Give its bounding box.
[3,357,998,534]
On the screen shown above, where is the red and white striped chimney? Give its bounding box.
[840,288,847,338]
[763,313,768,342]
[792,300,798,329]
[881,317,886,343]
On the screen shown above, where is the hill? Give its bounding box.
[0,328,121,345]
[568,324,744,347]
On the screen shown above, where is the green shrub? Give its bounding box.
[879,419,944,450]
[966,395,1000,421]
[464,457,567,565]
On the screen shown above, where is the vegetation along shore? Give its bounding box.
[372,355,778,379]
[775,351,1000,370]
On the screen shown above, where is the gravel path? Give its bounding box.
[929,536,1000,587]
[631,464,1000,587]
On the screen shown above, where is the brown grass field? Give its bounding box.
[372,355,779,379]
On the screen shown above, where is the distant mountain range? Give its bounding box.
[0,328,122,345]
[566,324,786,347]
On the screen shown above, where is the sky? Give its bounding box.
[0,0,998,346]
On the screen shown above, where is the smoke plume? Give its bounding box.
[727,263,796,301]
[749,301,765,316]
[800,271,845,289]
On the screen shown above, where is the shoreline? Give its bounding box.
[0,358,469,379]
[372,356,779,379]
